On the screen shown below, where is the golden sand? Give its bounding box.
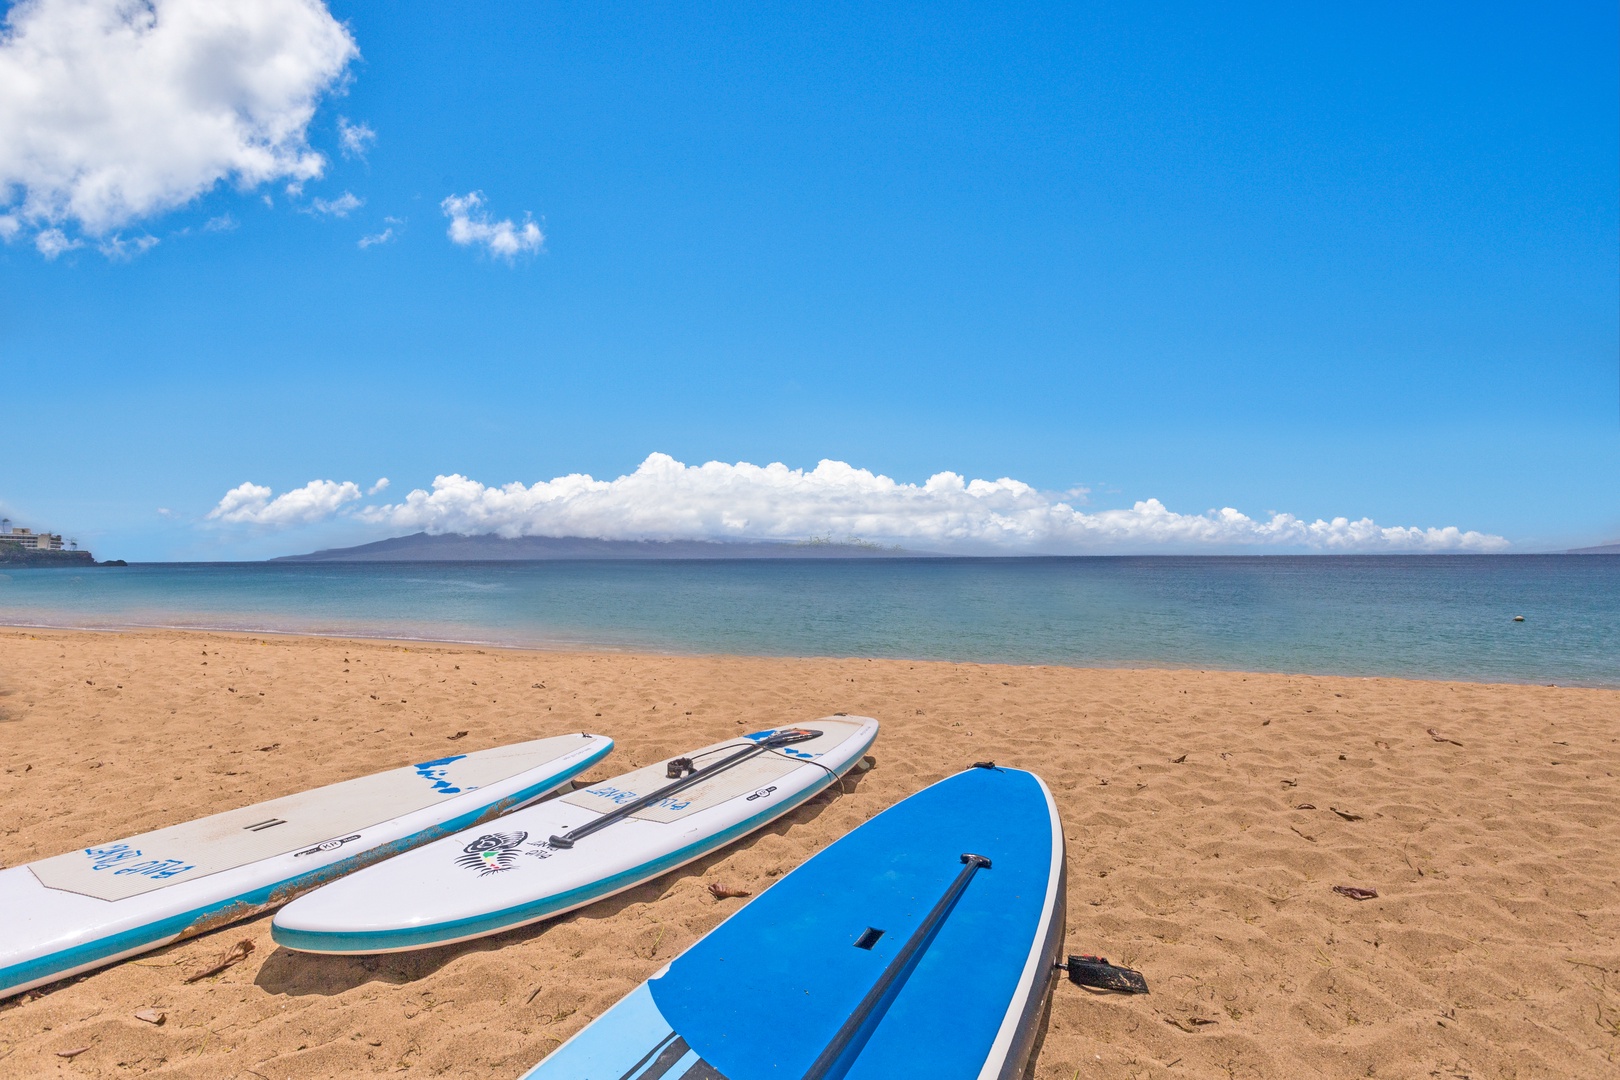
[0,628,1616,1078]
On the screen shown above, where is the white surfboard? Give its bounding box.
[0,732,613,999]
[271,716,880,954]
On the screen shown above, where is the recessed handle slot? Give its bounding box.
[853,927,885,950]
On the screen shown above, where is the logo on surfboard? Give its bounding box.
[455,832,529,875]
[294,834,362,857]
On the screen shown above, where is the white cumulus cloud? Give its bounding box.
[203,455,1510,551]
[441,191,543,260]
[282,453,1506,553]
[208,478,361,527]
[0,0,358,249]
[34,226,81,258]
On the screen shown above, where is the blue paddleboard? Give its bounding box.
[520,764,1067,1080]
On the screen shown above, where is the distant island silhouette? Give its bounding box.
[272,532,937,562]
[0,547,126,567]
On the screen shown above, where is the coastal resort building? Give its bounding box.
[0,520,65,551]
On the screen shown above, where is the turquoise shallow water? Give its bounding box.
[0,556,1616,686]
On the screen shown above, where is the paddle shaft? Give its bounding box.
[548,729,821,849]
[800,852,992,1080]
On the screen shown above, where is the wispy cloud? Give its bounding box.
[307,191,362,217]
[97,233,159,260]
[337,116,375,159]
[204,214,238,232]
[0,0,357,254]
[205,454,1509,552]
[208,479,362,527]
[441,191,543,260]
[358,215,402,248]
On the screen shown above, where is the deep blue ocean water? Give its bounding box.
[1,556,1616,687]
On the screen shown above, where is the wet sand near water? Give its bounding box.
[0,628,1616,1078]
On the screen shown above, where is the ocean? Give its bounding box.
[1,556,1616,687]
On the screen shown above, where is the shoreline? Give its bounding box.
[1,628,1616,1078]
[1,621,1614,692]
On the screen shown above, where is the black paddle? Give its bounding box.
[800,852,993,1080]
[547,728,823,849]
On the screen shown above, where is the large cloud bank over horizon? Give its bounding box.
[206,453,1509,553]
[0,0,357,249]
[208,478,361,527]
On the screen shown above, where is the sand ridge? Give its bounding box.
[0,628,1616,1078]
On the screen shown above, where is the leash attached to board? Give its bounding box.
[547,728,822,849]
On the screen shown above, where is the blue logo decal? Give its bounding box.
[82,844,195,880]
[413,754,468,795]
[586,784,690,812]
[741,729,820,758]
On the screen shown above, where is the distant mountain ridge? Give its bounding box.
[1567,541,1620,555]
[272,532,933,562]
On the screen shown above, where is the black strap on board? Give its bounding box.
[799,852,992,1080]
[548,728,822,849]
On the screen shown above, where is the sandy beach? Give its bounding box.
[0,627,1615,1079]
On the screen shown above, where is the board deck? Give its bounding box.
[0,733,613,999]
[30,744,588,902]
[519,765,1066,1080]
[271,717,880,955]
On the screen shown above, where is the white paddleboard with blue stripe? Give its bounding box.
[271,716,880,955]
[519,763,1066,1080]
[0,732,612,999]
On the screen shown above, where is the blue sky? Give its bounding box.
[1,1,1615,560]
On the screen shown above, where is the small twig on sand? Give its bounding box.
[1332,885,1378,901]
[184,940,255,983]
